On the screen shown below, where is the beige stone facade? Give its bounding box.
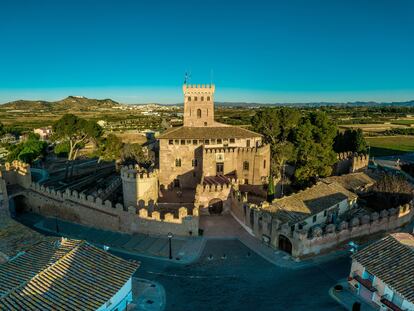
[158,83,271,191]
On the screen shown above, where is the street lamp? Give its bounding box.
[167,232,173,259]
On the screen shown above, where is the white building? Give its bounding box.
[33,126,53,141]
[349,233,414,311]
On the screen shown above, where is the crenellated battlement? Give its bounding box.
[0,160,30,175]
[0,161,32,189]
[203,145,269,155]
[183,84,215,93]
[120,165,158,180]
[335,151,369,174]
[137,206,195,224]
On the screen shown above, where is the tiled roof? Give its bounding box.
[0,211,46,261]
[352,233,414,303]
[0,238,139,310]
[323,172,375,192]
[266,181,357,224]
[158,125,262,139]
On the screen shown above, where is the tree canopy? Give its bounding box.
[7,133,47,164]
[252,108,338,187]
[334,129,367,154]
[52,114,103,160]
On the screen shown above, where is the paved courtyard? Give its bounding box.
[15,212,356,311]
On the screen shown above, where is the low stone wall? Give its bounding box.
[22,182,198,236]
[231,197,414,258]
[291,203,413,257]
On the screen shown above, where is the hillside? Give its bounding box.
[0,96,121,111]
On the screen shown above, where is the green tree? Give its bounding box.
[334,129,367,154]
[252,107,300,176]
[6,134,47,164]
[54,141,70,157]
[98,134,124,162]
[293,112,337,186]
[52,114,103,160]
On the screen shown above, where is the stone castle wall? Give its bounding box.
[0,161,197,236]
[231,198,414,258]
[335,152,369,175]
[0,160,32,188]
[195,179,236,215]
[26,182,198,236]
[202,145,270,185]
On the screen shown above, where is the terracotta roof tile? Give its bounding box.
[352,233,414,303]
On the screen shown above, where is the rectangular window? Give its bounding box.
[324,210,327,217]
[312,215,317,223]
[188,96,191,101]
[192,159,197,167]
[204,139,210,145]
[169,140,173,145]
[193,139,198,145]
[216,163,224,174]
[180,139,185,145]
[175,159,181,167]
[244,178,249,184]
[263,160,266,169]
[194,96,197,101]
[201,96,204,101]
[217,139,222,144]
[187,140,191,144]
[230,138,235,143]
[174,139,179,145]
[246,139,251,147]
[243,161,249,171]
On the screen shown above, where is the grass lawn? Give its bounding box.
[391,119,414,125]
[366,135,414,157]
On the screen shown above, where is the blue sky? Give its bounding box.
[0,0,413,104]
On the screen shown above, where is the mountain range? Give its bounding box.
[2,96,414,110]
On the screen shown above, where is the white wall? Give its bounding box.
[96,277,133,311]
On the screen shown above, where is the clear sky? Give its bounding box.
[1,0,413,104]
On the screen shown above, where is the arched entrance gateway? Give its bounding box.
[208,198,223,215]
[278,234,293,255]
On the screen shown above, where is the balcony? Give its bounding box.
[380,297,403,311]
[353,275,377,292]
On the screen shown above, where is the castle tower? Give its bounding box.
[121,166,159,208]
[183,84,215,127]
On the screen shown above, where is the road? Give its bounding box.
[112,239,349,311]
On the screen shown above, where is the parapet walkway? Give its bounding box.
[17,213,205,263]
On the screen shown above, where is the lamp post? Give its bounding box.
[167,232,173,259]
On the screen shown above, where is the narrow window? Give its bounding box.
[192,159,197,167]
[174,139,179,145]
[263,160,266,169]
[188,96,191,101]
[324,210,327,217]
[180,139,185,145]
[169,140,173,145]
[246,139,251,147]
[187,140,191,144]
[197,109,202,118]
[204,122,207,126]
[313,215,317,223]
[243,161,249,171]
[217,139,222,144]
[193,139,198,145]
[201,96,204,101]
[230,138,235,143]
[207,96,210,101]
[175,159,181,167]
[205,139,210,145]
[194,96,198,101]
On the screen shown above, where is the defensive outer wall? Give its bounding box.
[0,161,198,237]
